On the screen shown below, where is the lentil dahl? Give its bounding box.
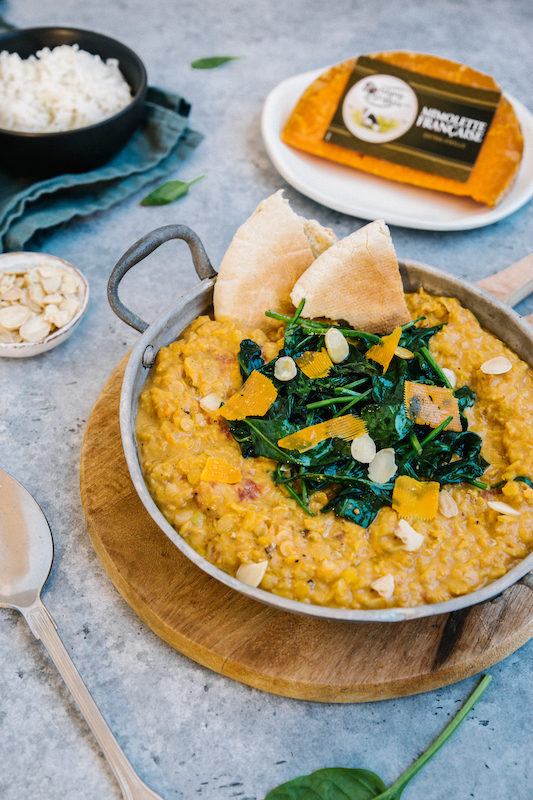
[135,289,533,609]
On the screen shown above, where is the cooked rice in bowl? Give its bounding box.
[0,44,133,133]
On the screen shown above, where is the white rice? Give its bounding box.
[0,44,133,133]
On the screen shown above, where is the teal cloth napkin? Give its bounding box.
[0,87,203,253]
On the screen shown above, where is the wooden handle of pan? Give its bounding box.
[476,253,533,325]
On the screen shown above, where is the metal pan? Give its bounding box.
[108,224,533,623]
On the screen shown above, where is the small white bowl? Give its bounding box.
[0,252,89,358]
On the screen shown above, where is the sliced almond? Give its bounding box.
[438,490,459,518]
[1,286,24,301]
[350,433,376,463]
[274,356,297,381]
[442,368,457,388]
[61,273,81,295]
[395,518,424,551]
[236,561,268,588]
[480,356,512,374]
[325,327,349,363]
[41,275,63,294]
[43,305,70,328]
[368,448,397,484]
[19,315,52,342]
[371,573,395,599]
[59,297,80,322]
[0,304,32,329]
[395,346,414,359]
[487,500,520,516]
[200,393,223,412]
[42,292,64,305]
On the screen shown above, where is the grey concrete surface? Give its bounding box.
[0,0,532,798]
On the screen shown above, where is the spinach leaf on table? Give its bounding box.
[265,676,492,800]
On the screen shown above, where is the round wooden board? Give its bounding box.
[79,355,533,703]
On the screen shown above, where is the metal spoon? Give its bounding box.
[0,467,164,800]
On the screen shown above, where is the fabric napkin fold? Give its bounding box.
[0,87,203,253]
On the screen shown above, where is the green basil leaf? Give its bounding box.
[140,174,204,206]
[265,767,387,800]
[190,56,240,69]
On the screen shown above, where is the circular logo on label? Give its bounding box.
[342,74,418,143]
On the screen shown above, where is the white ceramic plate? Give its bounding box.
[261,67,533,231]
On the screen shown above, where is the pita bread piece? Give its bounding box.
[213,191,336,332]
[290,219,411,334]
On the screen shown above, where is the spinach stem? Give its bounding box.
[334,388,373,417]
[286,298,306,330]
[409,431,422,455]
[334,386,364,397]
[284,481,315,516]
[341,378,367,390]
[421,346,452,388]
[306,395,357,410]
[466,478,489,490]
[376,675,492,800]
[264,310,381,343]
[419,416,453,448]
[400,316,425,332]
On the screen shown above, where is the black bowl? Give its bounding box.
[0,27,148,177]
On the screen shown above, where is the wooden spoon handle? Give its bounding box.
[476,253,533,325]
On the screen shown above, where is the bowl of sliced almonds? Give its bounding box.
[0,251,89,357]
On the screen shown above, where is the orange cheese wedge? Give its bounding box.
[404,381,461,432]
[278,414,367,453]
[200,457,242,484]
[281,53,523,208]
[392,475,440,520]
[295,348,333,379]
[365,326,402,373]
[219,370,277,421]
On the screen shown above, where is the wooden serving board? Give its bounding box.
[79,348,533,703]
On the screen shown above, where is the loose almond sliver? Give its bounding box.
[236,561,268,588]
[295,348,333,379]
[487,500,520,516]
[219,370,277,420]
[200,456,242,484]
[392,475,440,520]
[365,326,402,373]
[480,356,512,375]
[278,414,366,453]
[404,381,461,432]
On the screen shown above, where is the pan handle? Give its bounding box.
[107,224,217,333]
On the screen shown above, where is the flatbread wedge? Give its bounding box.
[213,191,336,332]
[290,219,411,334]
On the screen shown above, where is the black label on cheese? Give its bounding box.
[324,56,501,182]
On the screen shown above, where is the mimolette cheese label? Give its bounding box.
[324,56,501,183]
